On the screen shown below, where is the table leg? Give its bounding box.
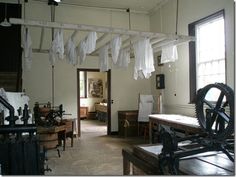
[63,130,66,151]
[149,121,152,143]
[123,155,130,175]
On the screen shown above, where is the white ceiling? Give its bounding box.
[33,0,167,14]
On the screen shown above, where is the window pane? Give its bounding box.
[80,71,85,97]
[196,14,225,91]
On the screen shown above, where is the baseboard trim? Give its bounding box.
[110,131,118,135]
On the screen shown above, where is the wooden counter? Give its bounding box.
[122,143,234,175]
[149,114,202,143]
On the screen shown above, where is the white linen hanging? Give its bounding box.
[99,45,109,72]
[110,35,122,64]
[78,40,87,65]
[65,36,78,66]
[116,49,130,68]
[49,29,64,65]
[133,37,155,80]
[23,28,32,70]
[161,44,178,64]
[85,31,97,54]
[142,40,155,79]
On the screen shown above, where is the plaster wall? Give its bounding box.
[150,0,235,116]
[22,1,152,132]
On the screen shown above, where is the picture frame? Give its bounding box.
[88,78,103,98]
[156,74,165,89]
[157,55,164,66]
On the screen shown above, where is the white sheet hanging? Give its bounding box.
[133,37,155,80]
[116,48,130,68]
[142,40,155,79]
[161,44,178,64]
[23,28,32,70]
[49,29,64,65]
[78,39,87,65]
[138,94,154,122]
[99,45,109,72]
[85,31,97,54]
[65,36,78,66]
[110,35,122,64]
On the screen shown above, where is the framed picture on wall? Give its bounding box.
[156,74,165,89]
[157,55,164,66]
[88,78,103,98]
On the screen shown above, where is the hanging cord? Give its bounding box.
[127,8,132,55]
[174,0,179,96]
[175,0,179,35]
[50,5,55,108]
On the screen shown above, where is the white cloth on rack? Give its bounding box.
[85,31,97,54]
[161,44,178,64]
[0,88,8,112]
[116,48,130,68]
[99,45,109,72]
[78,39,87,65]
[49,29,64,65]
[23,28,33,70]
[65,36,78,66]
[110,35,122,64]
[138,94,154,122]
[133,37,155,80]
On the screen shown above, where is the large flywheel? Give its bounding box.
[195,83,234,140]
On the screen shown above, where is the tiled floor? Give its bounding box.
[45,119,147,176]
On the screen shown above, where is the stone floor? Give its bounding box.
[45,119,148,176]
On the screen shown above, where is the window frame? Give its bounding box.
[79,71,87,98]
[188,9,226,103]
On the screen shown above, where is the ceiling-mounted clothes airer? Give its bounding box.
[0,3,11,27]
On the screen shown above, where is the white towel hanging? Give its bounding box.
[110,35,122,64]
[161,44,178,64]
[49,29,64,65]
[116,48,130,68]
[99,45,109,72]
[133,37,155,80]
[85,31,97,54]
[23,28,32,70]
[78,40,87,65]
[65,37,78,66]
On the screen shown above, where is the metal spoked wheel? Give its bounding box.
[195,83,234,140]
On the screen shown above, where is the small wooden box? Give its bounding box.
[118,110,138,138]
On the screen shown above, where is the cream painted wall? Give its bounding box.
[150,0,235,116]
[22,1,152,132]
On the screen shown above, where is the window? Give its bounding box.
[189,10,226,103]
[80,71,87,98]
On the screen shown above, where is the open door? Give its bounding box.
[77,68,111,137]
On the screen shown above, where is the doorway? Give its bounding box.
[77,68,111,137]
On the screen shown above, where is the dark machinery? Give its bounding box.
[34,102,65,127]
[158,83,234,175]
[0,96,45,175]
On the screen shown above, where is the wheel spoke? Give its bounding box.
[217,111,230,123]
[203,99,214,109]
[210,91,225,127]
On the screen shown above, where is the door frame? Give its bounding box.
[77,68,111,137]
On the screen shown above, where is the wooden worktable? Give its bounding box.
[122,143,234,175]
[149,114,202,143]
